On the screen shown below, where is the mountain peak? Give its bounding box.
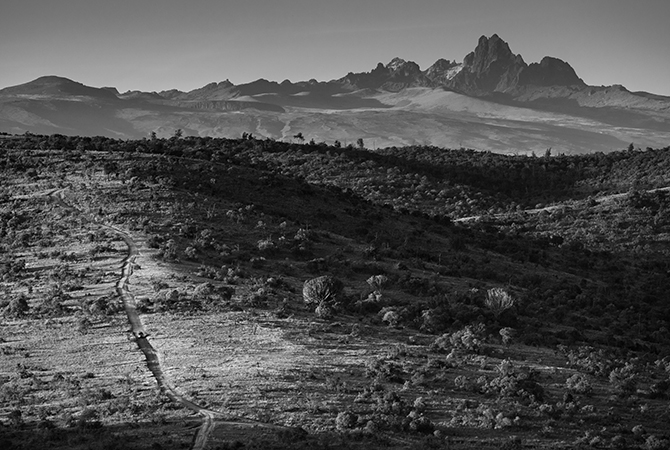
[0,75,119,100]
[386,57,408,71]
[334,34,589,95]
[464,34,525,73]
[518,56,585,87]
[424,59,462,84]
[449,34,526,94]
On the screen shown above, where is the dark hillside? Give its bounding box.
[1,133,670,449]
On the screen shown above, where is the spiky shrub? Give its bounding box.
[314,301,334,320]
[302,275,343,306]
[366,274,389,292]
[499,327,516,347]
[485,287,515,318]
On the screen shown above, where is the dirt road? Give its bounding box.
[454,186,670,223]
[49,189,276,449]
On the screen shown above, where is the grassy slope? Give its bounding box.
[1,142,669,449]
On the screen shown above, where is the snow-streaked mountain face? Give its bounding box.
[1,35,669,154]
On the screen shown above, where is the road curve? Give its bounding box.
[454,186,670,223]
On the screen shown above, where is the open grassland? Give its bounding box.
[1,140,670,449]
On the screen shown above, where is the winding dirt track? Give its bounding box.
[454,186,670,223]
[50,188,277,450]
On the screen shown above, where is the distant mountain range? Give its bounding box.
[2,34,669,154]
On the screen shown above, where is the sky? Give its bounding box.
[2,0,669,95]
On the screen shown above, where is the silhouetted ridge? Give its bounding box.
[0,76,119,100]
[448,34,527,94]
[519,56,585,87]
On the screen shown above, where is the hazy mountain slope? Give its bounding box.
[1,35,669,153]
[1,88,667,153]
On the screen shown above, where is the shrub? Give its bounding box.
[184,246,197,260]
[485,287,515,318]
[562,346,615,376]
[381,309,400,327]
[35,286,68,317]
[479,359,544,402]
[8,409,23,427]
[314,301,334,320]
[147,235,162,249]
[408,414,435,434]
[1,259,26,280]
[450,325,483,353]
[193,282,215,300]
[302,276,343,306]
[375,390,408,415]
[367,275,389,292]
[644,435,669,450]
[294,228,312,242]
[160,239,178,261]
[609,363,638,396]
[649,378,669,399]
[499,327,516,347]
[335,411,358,431]
[257,238,276,253]
[365,358,405,383]
[88,295,119,316]
[454,375,472,391]
[3,294,29,318]
[632,425,646,436]
[192,282,234,310]
[565,373,593,395]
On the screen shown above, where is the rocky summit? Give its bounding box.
[449,33,527,94]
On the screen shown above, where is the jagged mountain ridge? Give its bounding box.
[1,34,669,153]
[157,34,587,99]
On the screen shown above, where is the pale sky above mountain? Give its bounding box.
[2,0,669,95]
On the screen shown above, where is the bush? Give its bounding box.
[365,358,405,383]
[430,325,486,354]
[644,435,670,450]
[450,325,483,353]
[609,363,638,396]
[381,309,400,327]
[184,246,197,260]
[257,238,276,253]
[302,276,343,306]
[454,375,472,391]
[192,282,234,310]
[367,274,389,292]
[160,239,178,261]
[565,373,593,395]
[499,327,516,347]
[2,294,29,318]
[485,287,515,318]
[335,411,358,431]
[562,346,615,376]
[479,359,544,402]
[314,301,334,320]
[649,378,669,399]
